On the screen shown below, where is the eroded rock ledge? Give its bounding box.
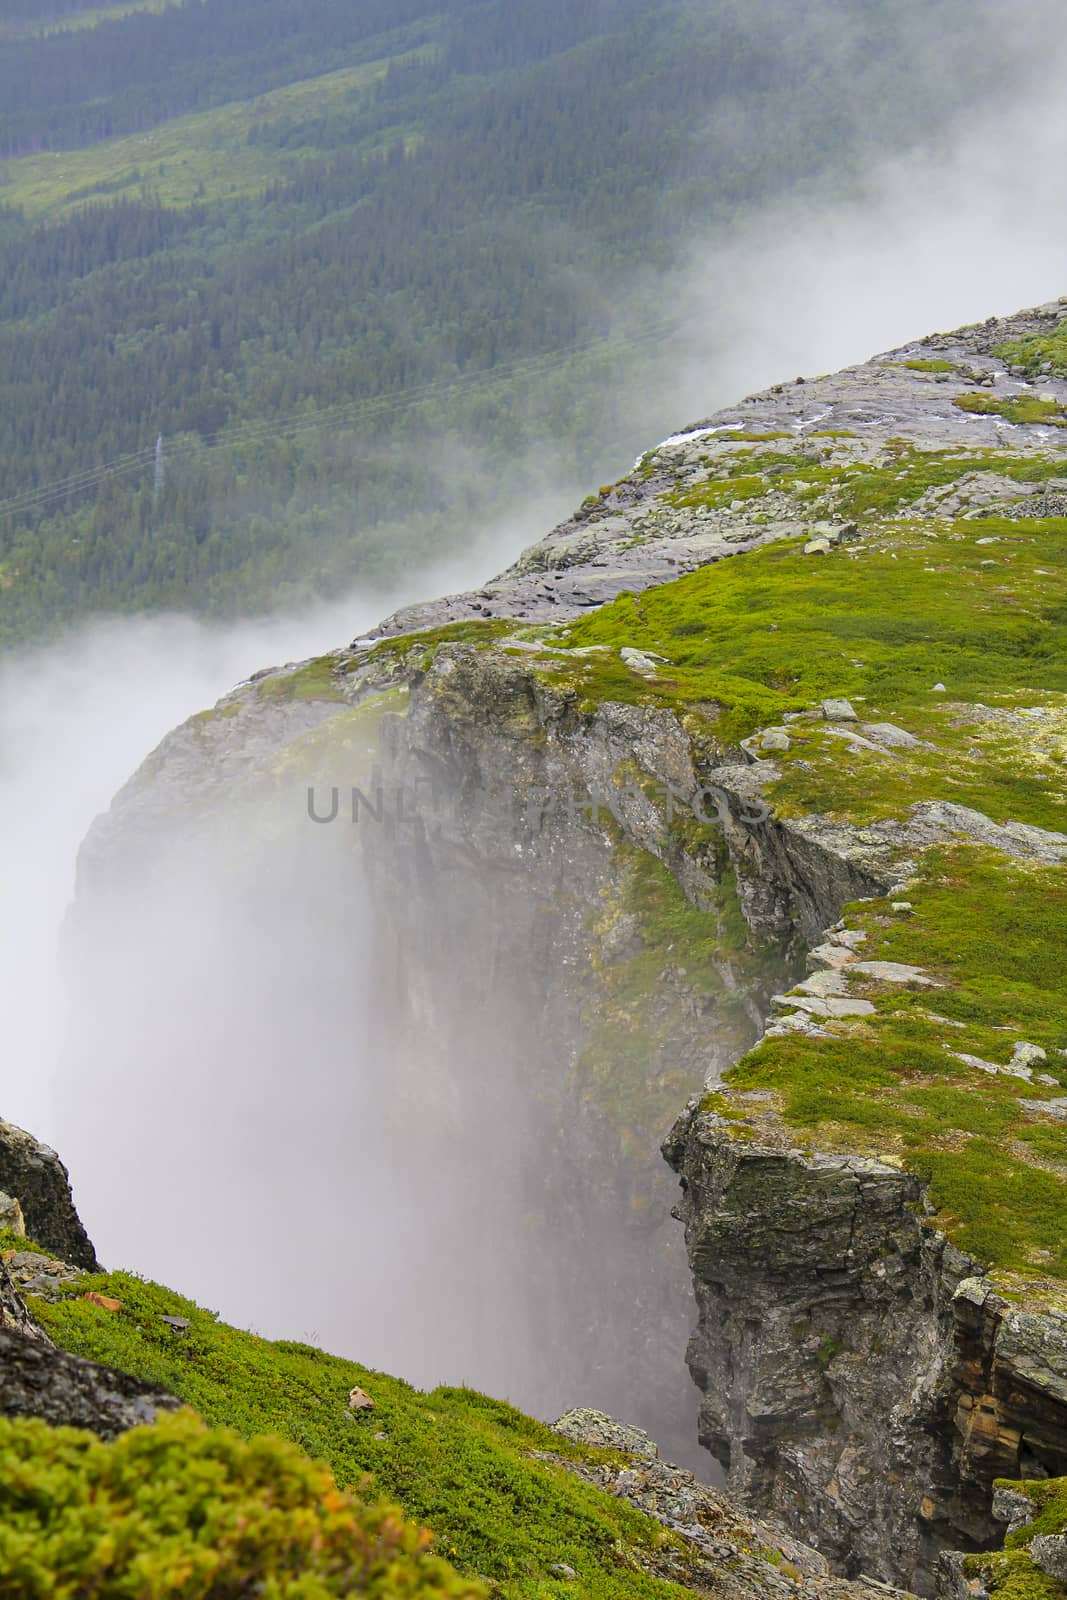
[663,1113,1067,1593]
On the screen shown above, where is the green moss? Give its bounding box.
[963,1477,1067,1600]
[360,619,516,672]
[257,655,347,704]
[0,1230,57,1259]
[1001,1477,1067,1544]
[699,1091,748,1122]
[269,686,409,785]
[0,1410,479,1599]
[190,699,242,725]
[575,844,769,1155]
[816,1334,843,1370]
[711,430,794,443]
[997,320,1067,379]
[898,358,957,373]
[666,474,767,511]
[29,1281,696,1600]
[964,1548,1066,1600]
[953,393,1067,428]
[722,845,1067,1275]
[552,494,1067,760]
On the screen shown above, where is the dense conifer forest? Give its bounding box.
[0,0,1014,642]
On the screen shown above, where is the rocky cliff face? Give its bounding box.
[663,1117,1067,1592]
[65,298,1067,1583]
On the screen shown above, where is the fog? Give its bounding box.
[0,503,568,1139]
[656,34,1067,428]
[4,2,1067,1470]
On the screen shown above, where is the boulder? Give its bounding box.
[0,1118,98,1270]
[0,1323,180,1439]
[552,1407,659,1459]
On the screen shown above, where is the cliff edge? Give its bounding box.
[66,297,1067,1592]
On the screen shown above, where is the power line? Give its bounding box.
[0,317,683,521]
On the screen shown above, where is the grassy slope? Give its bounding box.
[28,1272,696,1600]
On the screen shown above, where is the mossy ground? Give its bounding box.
[256,655,350,704]
[998,318,1067,380]
[964,1476,1067,1600]
[550,502,1067,779]
[716,844,1067,1275]
[954,393,1067,428]
[28,1279,700,1600]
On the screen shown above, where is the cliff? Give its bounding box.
[63,298,1067,1591]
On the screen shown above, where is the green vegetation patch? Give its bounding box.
[954,394,1067,428]
[1002,1478,1067,1544]
[998,319,1067,380]
[360,619,517,672]
[766,679,1067,836]
[31,1280,696,1600]
[898,358,957,374]
[716,846,1067,1276]
[552,491,1067,767]
[257,655,348,704]
[268,686,410,786]
[963,1476,1067,1600]
[0,55,425,216]
[0,1409,479,1600]
[0,1229,56,1258]
[964,1547,1066,1600]
[666,473,768,511]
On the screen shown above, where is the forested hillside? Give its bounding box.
[0,0,1024,642]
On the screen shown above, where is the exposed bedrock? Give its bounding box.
[663,1115,1067,1594]
[0,1117,98,1271]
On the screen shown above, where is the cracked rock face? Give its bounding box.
[0,1246,179,1438]
[663,1110,1067,1596]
